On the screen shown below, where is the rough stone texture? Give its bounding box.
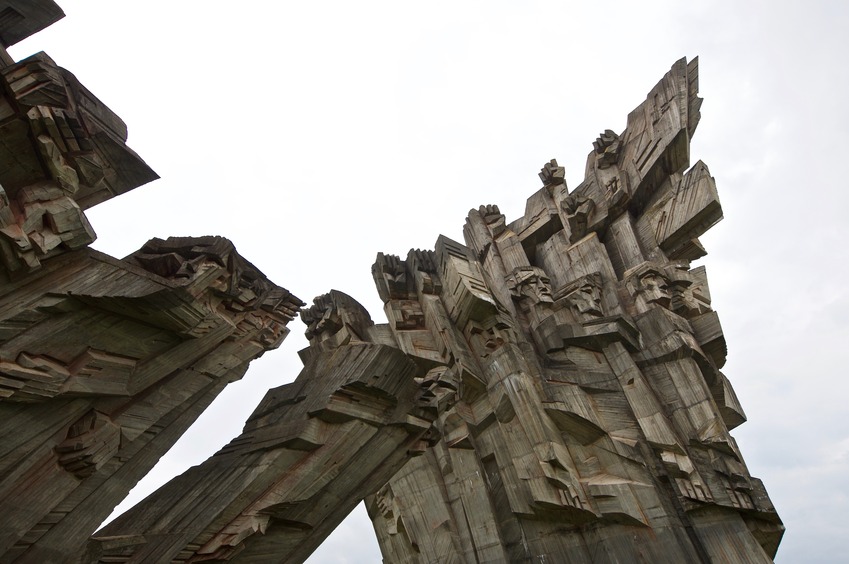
[0,237,303,562]
[364,58,783,563]
[0,7,304,562]
[0,6,782,563]
[0,45,158,276]
[87,291,438,563]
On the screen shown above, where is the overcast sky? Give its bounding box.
[10,1,849,562]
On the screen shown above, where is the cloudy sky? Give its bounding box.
[10,1,848,561]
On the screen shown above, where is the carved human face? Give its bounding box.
[667,280,698,315]
[639,271,671,306]
[523,273,554,304]
[419,366,457,407]
[308,307,343,342]
[510,268,554,304]
[567,282,603,317]
[465,319,512,358]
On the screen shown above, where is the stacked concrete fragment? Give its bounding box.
[88,291,438,562]
[0,4,782,563]
[365,58,783,563]
[0,3,304,561]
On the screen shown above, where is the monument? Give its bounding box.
[0,3,782,562]
[363,58,784,563]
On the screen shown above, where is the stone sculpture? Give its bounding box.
[0,4,782,562]
[364,58,783,563]
[0,4,303,561]
[0,235,303,562]
[87,291,437,562]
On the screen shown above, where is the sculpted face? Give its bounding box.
[307,307,344,342]
[667,280,696,316]
[625,263,677,313]
[528,274,554,303]
[566,282,603,317]
[509,267,554,304]
[419,366,457,407]
[302,294,345,343]
[465,319,512,359]
[639,270,671,307]
[555,272,604,321]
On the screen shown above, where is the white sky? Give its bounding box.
[9,1,849,562]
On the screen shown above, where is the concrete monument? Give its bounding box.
[0,4,781,562]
